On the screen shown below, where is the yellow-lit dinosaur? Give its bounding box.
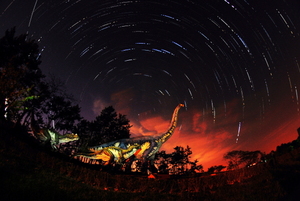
[75,104,184,168]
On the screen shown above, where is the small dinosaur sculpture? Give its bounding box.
[30,117,79,150]
[75,103,184,170]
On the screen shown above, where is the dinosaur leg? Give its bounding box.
[124,157,135,173]
[149,159,158,174]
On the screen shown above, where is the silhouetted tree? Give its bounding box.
[207,165,226,174]
[169,146,192,174]
[19,75,82,134]
[41,95,81,132]
[155,150,172,174]
[80,106,131,146]
[19,80,49,126]
[224,150,263,170]
[154,146,203,175]
[276,139,300,155]
[242,150,264,167]
[72,119,91,151]
[0,27,44,123]
[188,159,204,174]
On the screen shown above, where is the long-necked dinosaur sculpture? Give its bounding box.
[75,103,184,168]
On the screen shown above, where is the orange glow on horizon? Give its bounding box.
[129,108,299,170]
[97,89,300,171]
[129,111,235,170]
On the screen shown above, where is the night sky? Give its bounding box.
[1,0,300,169]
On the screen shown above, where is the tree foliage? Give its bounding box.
[224,150,264,170]
[207,165,226,174]
[39,76,82,132]
[154,146,203,175]
[0,28,82,133]
[74,106,132,146]
[93,106,131,143]
[0,27,44,123]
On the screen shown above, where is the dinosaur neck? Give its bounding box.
[159,104,184,143]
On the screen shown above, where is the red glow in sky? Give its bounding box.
[129,108,298,170]
[91,88,300,170]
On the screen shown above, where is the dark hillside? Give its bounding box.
[1,125,300,200]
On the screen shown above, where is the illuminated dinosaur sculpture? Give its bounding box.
[34,128,79,150]
[30,119,79,150]
[75,104,184,169]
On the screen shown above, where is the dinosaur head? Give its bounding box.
[63,133,79,139]
[59,133,79,143]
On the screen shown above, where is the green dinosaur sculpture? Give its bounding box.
[31,127,79,150]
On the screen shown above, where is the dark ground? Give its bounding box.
[1,124,300,201]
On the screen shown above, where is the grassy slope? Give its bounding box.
[1,125,300,200]
[0,126,179,201]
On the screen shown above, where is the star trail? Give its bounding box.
[1,0,300,168]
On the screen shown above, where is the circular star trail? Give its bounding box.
[1,0,300,168]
